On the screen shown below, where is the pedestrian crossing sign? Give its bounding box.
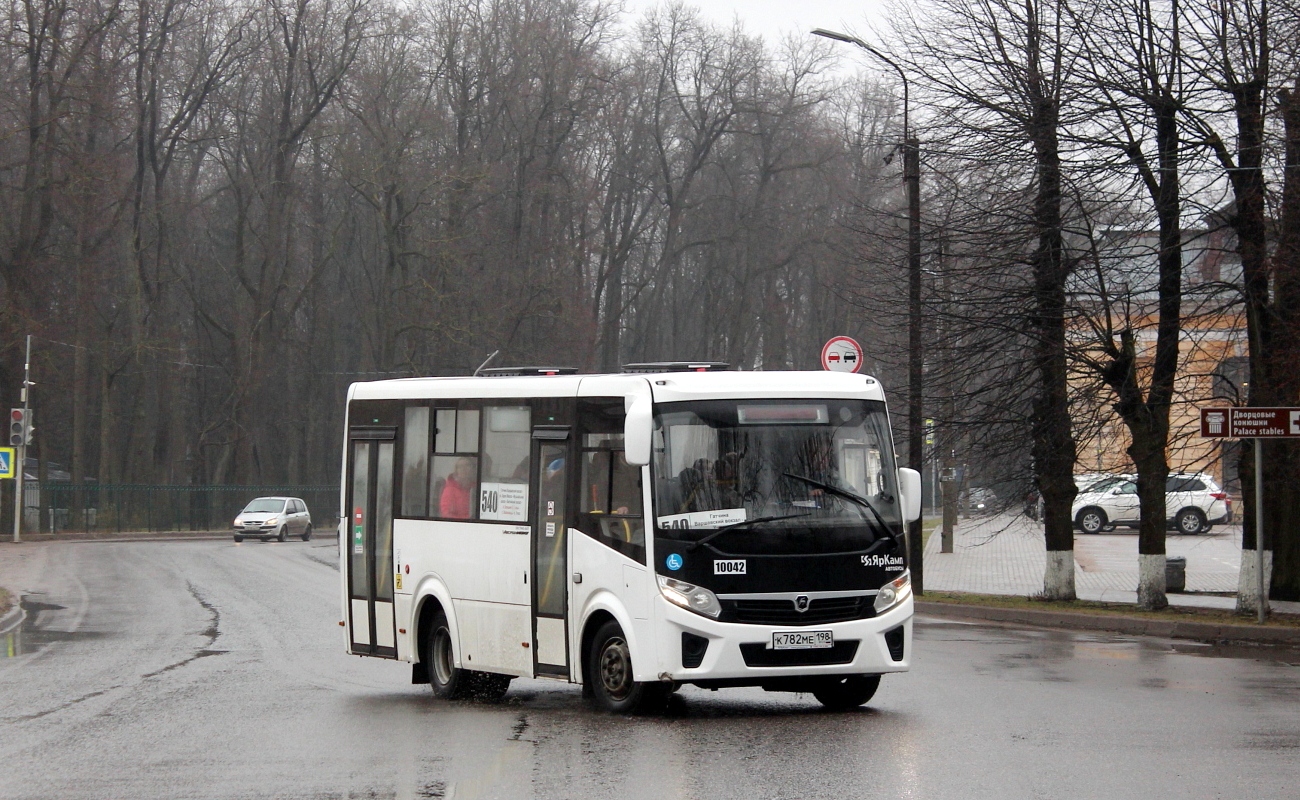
[0,447,14,480]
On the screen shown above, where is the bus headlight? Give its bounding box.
[657,575,722,619]
[874,571,912,614]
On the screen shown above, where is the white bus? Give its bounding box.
[340,363,921,712]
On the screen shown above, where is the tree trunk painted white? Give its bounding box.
[1043,550,1076,599]
[1235,549,1273,615]
[1137,553,1168,609]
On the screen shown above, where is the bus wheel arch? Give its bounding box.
[579,610,617,695]
[425,605,471,699]
[414,592,456,684]
[583,614,667,714]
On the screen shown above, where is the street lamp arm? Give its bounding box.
[811,28,909,141]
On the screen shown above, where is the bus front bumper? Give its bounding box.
[653,594,913,685]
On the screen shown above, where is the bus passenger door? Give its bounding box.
[347,430,398,658]
[531,431,571,675]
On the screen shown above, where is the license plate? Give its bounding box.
[771,630,833,650]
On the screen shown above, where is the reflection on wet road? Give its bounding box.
[1,540,1298,799]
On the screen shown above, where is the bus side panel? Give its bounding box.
[423,521,530,604]
[401,519,532,676]
[392,521,418,661]
[454,599,532,677]
[570,532,658,684]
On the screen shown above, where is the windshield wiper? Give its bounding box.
[782,472,898,545]
[684,513,812,552]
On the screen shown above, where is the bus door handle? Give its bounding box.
[572,573,582,584]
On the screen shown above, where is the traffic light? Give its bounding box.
[9,408,32,446]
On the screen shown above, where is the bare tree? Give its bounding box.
[891,0,1082,598]
[1180,0,1300,609]
[1065,0,1189,609]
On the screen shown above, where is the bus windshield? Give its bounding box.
[652,399,901,554]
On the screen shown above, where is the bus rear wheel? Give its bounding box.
[427,609,471,699]
[812,675,881,711]
[588,620,665,714]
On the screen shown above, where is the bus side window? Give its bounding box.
[401,406,430,516]
[430,408,482,520]
[576,401,646,564]
[480,406,531,522]
[610,451,642,515]
[581,450,610,512]
[431,455,478,519]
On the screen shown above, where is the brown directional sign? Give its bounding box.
[1200,407,1300,438]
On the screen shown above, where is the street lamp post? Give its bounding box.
[813,28,924,593]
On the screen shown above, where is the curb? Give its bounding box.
[915,600,1300,646]
[0,601,23,636]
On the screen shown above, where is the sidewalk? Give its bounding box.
[920,512,1300,615]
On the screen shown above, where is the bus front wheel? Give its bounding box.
[588,620,665,714]
[813,675,881,711]
[427,609,471,699]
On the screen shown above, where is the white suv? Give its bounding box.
[1072,473,1231,535]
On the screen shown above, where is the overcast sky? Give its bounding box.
[623,0,892,51]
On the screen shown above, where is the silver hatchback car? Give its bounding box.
[233,496,313,542]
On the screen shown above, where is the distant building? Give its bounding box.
[1068,213,1246,493]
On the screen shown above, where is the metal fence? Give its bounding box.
[21,484,340,534]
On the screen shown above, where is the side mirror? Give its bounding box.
[624,395,652,466]
[897,467,922,523]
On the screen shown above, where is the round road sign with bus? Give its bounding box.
[821,336,864,373]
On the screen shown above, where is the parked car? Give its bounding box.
[233,497,313,542]
[1072,473,1113,493]
[966,487,998,514]
[1072,473,1231,535]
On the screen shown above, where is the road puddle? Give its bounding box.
[2,595,103,658]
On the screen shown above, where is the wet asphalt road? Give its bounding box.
[1,540,1298,800]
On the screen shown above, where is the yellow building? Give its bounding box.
[1070,222,1247,493]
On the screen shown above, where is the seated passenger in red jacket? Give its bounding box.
[440,457,476,519]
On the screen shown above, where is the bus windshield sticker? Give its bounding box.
[480,482,529,522]
[658,508,747,530]
[665,553,684,570]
